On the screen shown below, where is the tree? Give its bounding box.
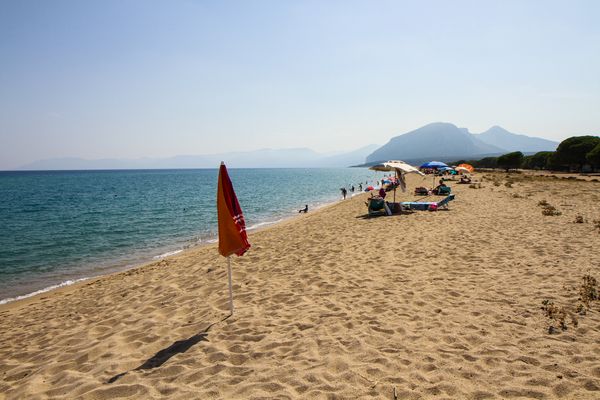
[552,136,600,171]
[497,151,524,172]
[523,151,553,170]
[473,157,497,168]
[587,142,600,171]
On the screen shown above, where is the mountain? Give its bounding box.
[366,122,503,163]
[17,145,379,170]
[474,126,558,152]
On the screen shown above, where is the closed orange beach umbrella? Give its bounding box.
[217,162,250,257]
[217,162,250,315]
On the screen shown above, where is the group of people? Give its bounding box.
[299,177,399,213]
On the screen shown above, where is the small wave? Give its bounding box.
[0,277,89,305]
[206,238,218,243]
[152,249,183,259]
[246,219,284,231]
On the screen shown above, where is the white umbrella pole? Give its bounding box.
[227,256,234,316]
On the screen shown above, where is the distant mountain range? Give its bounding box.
[365,122,558,164]
[17,144,380,170]
[16,122,559,170]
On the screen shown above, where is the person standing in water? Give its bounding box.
[340,187,347,199]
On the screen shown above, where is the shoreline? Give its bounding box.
[0,192,355,309]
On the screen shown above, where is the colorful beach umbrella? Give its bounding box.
[458,163,474,172]
[217,162,250,315]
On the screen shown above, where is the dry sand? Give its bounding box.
[1,172,600,399]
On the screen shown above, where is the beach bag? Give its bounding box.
[414,187,428,195]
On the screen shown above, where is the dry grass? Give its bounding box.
[541,205,561,216]
[580,275,598,308]
[541,275,598,334]
[541,300,577,333]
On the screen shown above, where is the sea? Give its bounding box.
[0,168,385,303]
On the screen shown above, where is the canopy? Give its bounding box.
[420,161,448,169]
[455,166,470,174]
[458,163,474,172]
[370,160,425,176]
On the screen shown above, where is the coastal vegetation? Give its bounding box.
[454,135,600,172]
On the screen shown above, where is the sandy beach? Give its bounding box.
[1,172,600,399]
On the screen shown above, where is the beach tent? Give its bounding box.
[369,160,424,202]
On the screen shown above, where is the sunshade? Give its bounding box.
[455,166,470,174]
[369,160,424,202]
[370,160,425,176]
[458,163,474,172]
[420,161,448,169]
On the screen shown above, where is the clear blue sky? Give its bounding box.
[1,0,599,169]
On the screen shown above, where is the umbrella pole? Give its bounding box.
[394,170,397,203]
[227,256,234,316]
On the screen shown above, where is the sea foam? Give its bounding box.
[0,277,89,305]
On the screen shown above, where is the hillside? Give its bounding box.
[366,122,503,163]
[474,126,558,152]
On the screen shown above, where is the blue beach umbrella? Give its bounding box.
[420,161,448,169]
[420,161,449,187]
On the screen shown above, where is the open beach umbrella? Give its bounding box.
[420,161,448,169]
[458,163,474,172]
[370,160,424,202]
[420,161,449,187]
[370,160,425,176]
[455,166,470,174]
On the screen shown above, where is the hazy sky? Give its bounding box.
[1,0,599,169]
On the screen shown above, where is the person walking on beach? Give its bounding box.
[340,187,347,199]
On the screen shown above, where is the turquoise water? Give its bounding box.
[0,168,383,302]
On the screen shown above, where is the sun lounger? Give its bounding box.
[401,194,455,211]
[367,197,392,216]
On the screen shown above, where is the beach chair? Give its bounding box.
[367,197,392,216]
[401,194,455,211]
[435,194,455,209]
